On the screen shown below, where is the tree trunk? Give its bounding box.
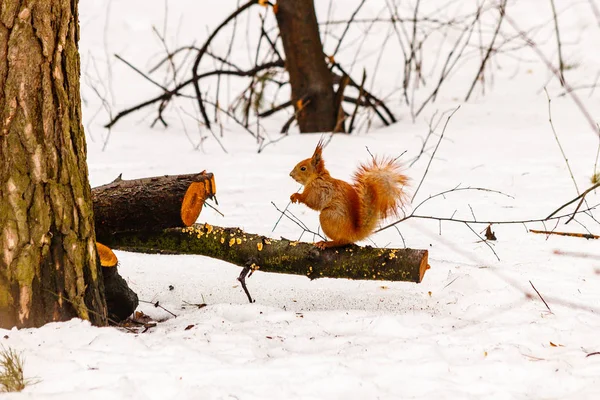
[100,224,430,283]
[0,0,107,328]
[275,0,336,133]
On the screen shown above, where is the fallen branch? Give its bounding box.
[99,223,430,283]
[529,229,599,240]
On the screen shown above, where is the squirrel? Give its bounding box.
[289,140,408,249]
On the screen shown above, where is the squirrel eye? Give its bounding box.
[300,166,306,171]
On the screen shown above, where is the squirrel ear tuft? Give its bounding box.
[312,139,324,167]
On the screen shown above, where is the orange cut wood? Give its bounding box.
[181,182,206,226]
[205,173,217,198]
[97,242,118,267]
[180,174,217,226]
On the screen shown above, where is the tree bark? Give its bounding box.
[92,172,215,242]
[275,0,336,133]
[100,224,429,283]
[0,1,107,328]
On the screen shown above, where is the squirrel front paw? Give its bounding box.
[290,193,301,203]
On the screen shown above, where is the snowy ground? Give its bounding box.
[2,0,600,398]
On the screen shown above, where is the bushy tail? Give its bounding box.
[353,157,409,237]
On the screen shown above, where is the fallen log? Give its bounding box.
[93,172,216,242]
[98,223,429,283]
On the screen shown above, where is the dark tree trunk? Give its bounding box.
[275,0,336,133]
[0,0,107,328]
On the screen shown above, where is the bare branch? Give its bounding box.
[191,0,262,129]
[411,105,460,202]
[105,60,283,129]
[548,0,566,86]
[465,0,507,101]
[544,87,579,195]
[504,14,600,138]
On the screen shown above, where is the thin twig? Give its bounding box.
[114,54,168,92]
[348,69,367,133]
[139,300,177,318]
[548,0,566,86]
[409,110,442,167]
[589,0,600,27]
[465,222,499,260]
[465,0,507,101]
[544,87,579,194]
[411,105,460,202]
[377,182,598,233]
[258,100,292,118]
[237,264,255,303]
[529,280,552,313]
[415,5,481,117]
[105,60,283,129]
[271,201,326,240]
[180,107,228,154]
[203,200,225,217]
[504,14,600,138]
[546,182,600,221]
[272,197,296,232]
[332,0,367,57]
[332,63,396,124]
[280,98,311,134]
[190,0,261,129]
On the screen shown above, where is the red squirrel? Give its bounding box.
[289,140,408,249]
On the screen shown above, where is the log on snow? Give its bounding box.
[93,172,216,242]
[99,223,429,283]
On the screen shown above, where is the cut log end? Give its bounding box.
[181,182,206,226]
[419,255,430,283]
[180,174,217,226]
[97,242,118,267]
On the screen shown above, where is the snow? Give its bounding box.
[2,0,600,398]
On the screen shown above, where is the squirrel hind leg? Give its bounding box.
[314,240,352,249]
